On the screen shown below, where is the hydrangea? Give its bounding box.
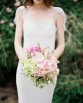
[20,46,60,88]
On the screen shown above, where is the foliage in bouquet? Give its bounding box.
[20,46,60,88]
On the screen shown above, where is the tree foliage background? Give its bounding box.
[0,0,83,103]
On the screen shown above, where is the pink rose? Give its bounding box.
[14,1,21,7]
[35,60,58,76]
[6,7,12,13]
[32,52,45,63]
[26,47,41,53]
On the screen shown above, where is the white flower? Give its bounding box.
[32,52,45,63]
[0,20,5,24]
[9,23,14,27]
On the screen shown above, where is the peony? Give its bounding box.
[9,23,14,27]
[35,60,59,76]
[32,52,45,63]
[0,20,5,24]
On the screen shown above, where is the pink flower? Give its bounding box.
[6,7,12,13]
[35,59,58,76]
[32,53,45,63]
[26,47,42,53]
[24,46,60,77]
[14,1,21,7]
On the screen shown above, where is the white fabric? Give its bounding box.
[53,7,67,31]
[14,6,67,103]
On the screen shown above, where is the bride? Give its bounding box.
[14,0,67,103]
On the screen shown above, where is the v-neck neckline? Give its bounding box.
[23,6,57,33]
[24,16,56,33]
[24,6,55,22]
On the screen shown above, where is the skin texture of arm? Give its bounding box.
[53,13,65,59]
[14,8,26,59]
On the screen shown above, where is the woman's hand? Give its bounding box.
[19,48,28,59]
[50,54,57,60]
[41,47,58,61]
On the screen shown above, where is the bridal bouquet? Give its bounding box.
[20,45,60,88]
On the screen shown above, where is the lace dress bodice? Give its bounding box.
[14,6,67,51]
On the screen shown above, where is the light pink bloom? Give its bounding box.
[26,47,41,53]
[24,46,60,77]
[32,53,45,63]
[6,7,12,13]
[35,59,58,76]
[14,1,21,7]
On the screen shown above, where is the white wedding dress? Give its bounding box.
[14,5,67,103]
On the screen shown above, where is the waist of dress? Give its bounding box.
[23,39,55,51]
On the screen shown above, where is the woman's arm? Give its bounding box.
[53,13,65,59]
[14,7,26,59]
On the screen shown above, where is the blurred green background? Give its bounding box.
[0,0,83,103]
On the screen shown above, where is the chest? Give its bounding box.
[22,8,57,35]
